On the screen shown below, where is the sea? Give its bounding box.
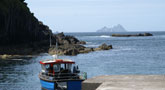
[0,31,165,90]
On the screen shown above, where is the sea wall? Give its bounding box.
[82,75,165,90]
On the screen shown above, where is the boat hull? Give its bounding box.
[40,79,55,90]
[67,80,82,90]
[40,79,83,90]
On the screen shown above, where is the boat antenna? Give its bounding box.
[56,40,58,49]
[52,40,58,59]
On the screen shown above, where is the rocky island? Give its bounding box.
[111,33,153,37]
[0,0,112,59]
[97,24,127,32]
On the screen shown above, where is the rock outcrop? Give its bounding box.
[49,42,112,56]
[111,33,153,37]
[0,0,113,57]
[94,43,112,51]
[0,0,53,46]
[55,32,81,45]
[0,0,56,56]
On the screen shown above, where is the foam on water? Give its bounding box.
[100,35,111,38]
[84,44,100,47]
[79,35,112,38]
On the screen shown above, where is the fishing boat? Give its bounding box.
[39,58,87,90]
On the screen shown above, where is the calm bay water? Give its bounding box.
[0,31,165,90]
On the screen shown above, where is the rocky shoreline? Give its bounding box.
[111,33,153,37]
[48,32,112,56]
[49,43,112,56]
[0,32,112,60]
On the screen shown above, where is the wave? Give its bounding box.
[84,44,99,47]
[86,42,93,44]
[100,35,111,38]
[79,35,111,38]
[111,47,136,52]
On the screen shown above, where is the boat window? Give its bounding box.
[60,64,72,70]
[66,64,72,70]
[45,64,50,70]
[53,64,60,72]
[41,64,46,70]
[41,64,46,73]
[61,64,65,70]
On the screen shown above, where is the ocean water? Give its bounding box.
[0,31,165,90]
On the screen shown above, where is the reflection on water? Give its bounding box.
[0,54,52,90]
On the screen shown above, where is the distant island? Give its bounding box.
[111,33,153,37]
[96,24,127,32]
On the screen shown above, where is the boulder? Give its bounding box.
[98,43,113,50]
[64,49,79,56]
[93,48,102,51]
[55,32,83,45]
[77,41,86,44]
[144,33,153,36]
[81,48,93,53]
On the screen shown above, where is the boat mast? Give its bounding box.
[49,32,52,47]
[56,40,58,49]
[52,39,58,59]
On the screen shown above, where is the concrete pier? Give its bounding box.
[82,75,165,90]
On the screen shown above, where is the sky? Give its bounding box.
[26,0,165,32]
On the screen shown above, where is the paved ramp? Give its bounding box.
[82,75,165,90]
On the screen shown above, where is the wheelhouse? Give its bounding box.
[39,59,80,78]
